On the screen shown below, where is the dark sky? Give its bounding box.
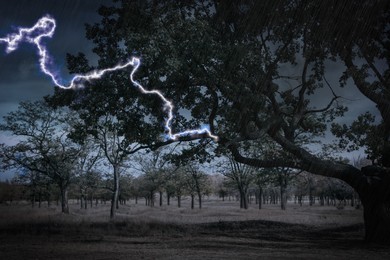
[0,0,113,120]
[0,1,380,180]
[0,0,114,180]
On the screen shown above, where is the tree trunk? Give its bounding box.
[150,191,155,207]
[191,194,194,209]
[38,192,42,208]
[309,184,313,206]
[159,191,163,207]
[280,180,287,210]
[177,195,181,208]
[60,185,69,214]
[320,195,325,206]
[362,198,390,243]
[47,193,51,207]
[31,190,36,208]
[259,187,262,210]
[240,190,248,209]
[358,168,390,243]
[167,194,170,205]
[110,167,120,219]
[198,192,202,209]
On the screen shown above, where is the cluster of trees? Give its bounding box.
[0,101,211,216]
[1,0,389,242]
[0,163,359,212]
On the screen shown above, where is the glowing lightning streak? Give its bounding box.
[0,15,218,142]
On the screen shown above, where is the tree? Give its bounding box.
[276,168,299,210]
[184,164,209,209]
[131,148,173,207]
[0,100,83,213]
[13,169,54,208]
[76,169,102,209]
[170,167,188,208]
[49,0,390,242]
[0,180,27,204]
[81,113,142,218]
[72,139,102,209]
[220,158,254,209]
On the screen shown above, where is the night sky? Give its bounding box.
[0,0,113,120]
[0,1,380,180]
[0,0,113,180]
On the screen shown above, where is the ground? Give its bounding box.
[0,197,389,259]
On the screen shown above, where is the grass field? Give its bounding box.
[0,197,389,259]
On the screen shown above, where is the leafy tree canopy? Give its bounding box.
[46,0,390,242]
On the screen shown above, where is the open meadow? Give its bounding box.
[1,197,390,259]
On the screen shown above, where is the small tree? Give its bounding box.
[184,164,209,209]
[220,158,254,209]
[0,101,84,213]
[13,169,54,208]
[131,148,173,207]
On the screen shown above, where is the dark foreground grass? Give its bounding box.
[1,218,389,259]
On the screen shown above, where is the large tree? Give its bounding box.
[50,0,390,242]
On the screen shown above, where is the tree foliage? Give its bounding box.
[44,0,390,242]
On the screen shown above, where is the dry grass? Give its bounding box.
[0,196,364,227]
[2,197,389,260]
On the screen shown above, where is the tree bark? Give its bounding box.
[359,166,390,243]
[150,191,155,207]
[258,187,262,209]
[60,185,69,214]
[177,195,181,208]
[198,192,202,209]
[280,176,287,210]
[110,166,120,219]
[240,189,248,209]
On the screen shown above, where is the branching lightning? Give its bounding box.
[0,15,218,142]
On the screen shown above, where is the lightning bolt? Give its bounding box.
[0,15,218,142]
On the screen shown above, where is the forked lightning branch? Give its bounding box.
[0,15,218,142]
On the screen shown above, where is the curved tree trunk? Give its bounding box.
[229,140,390,243]
[359,166,390,243]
